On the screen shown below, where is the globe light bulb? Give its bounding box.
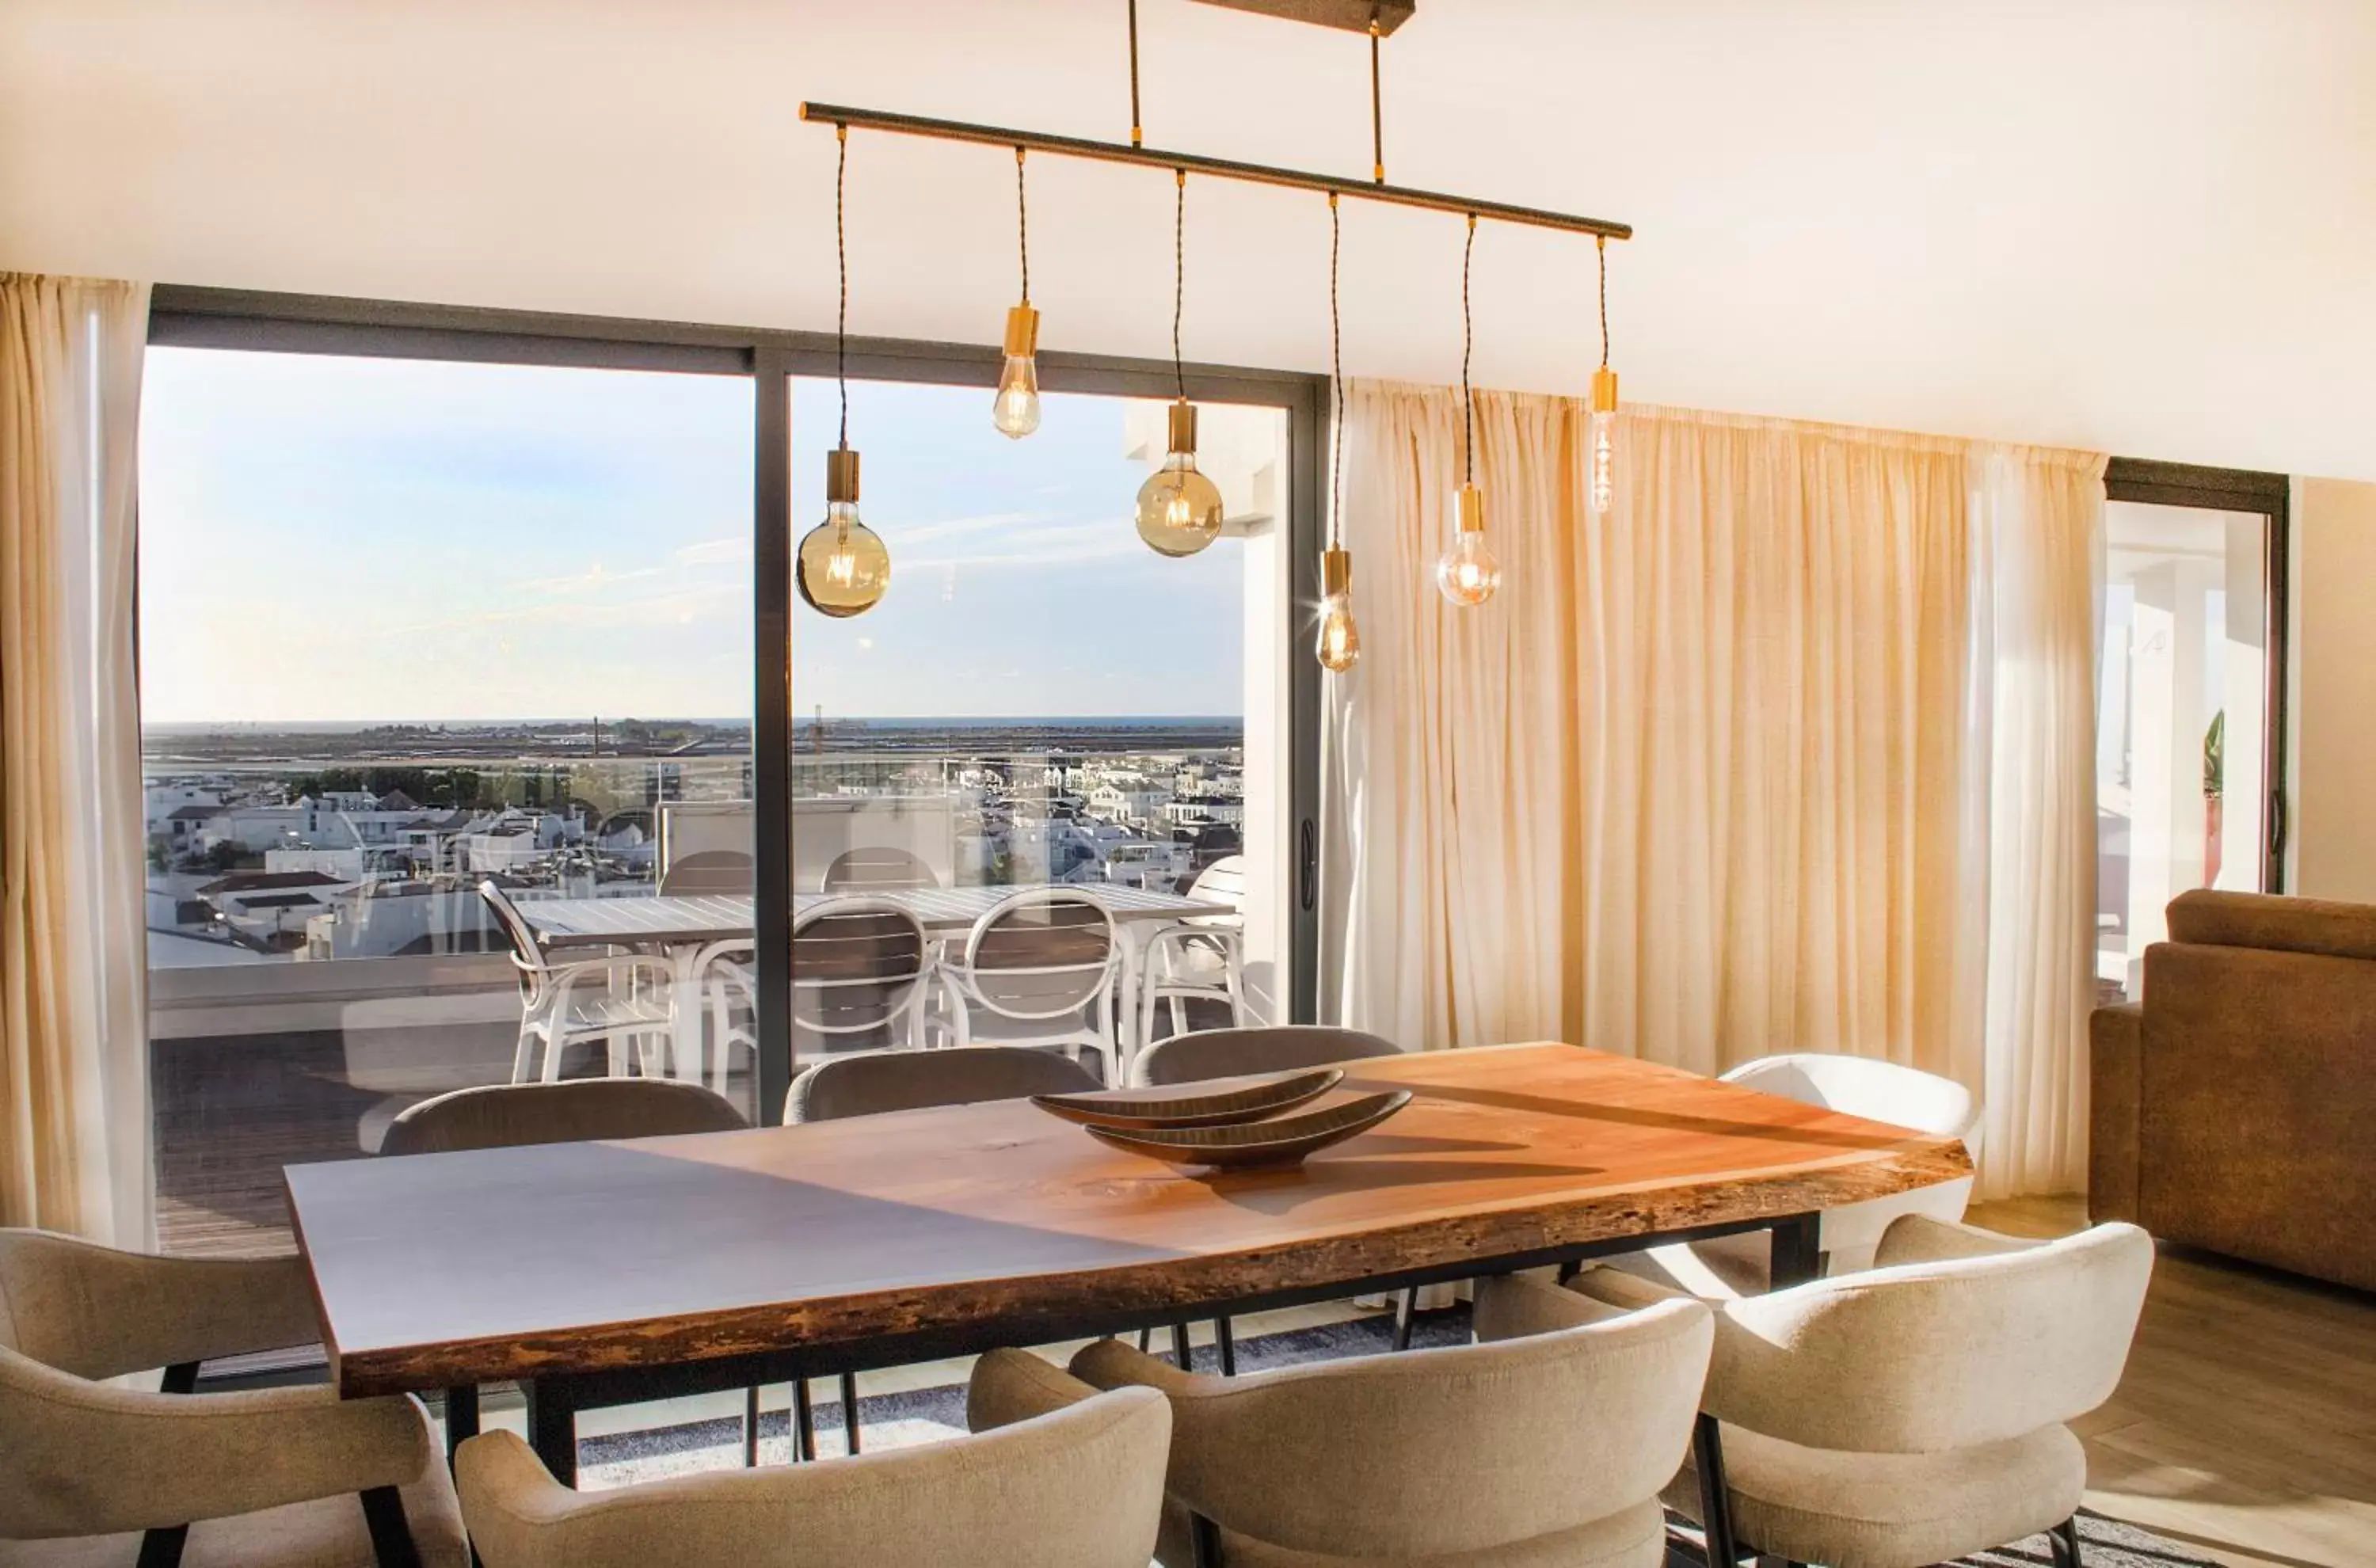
[1588,366,1619,516]
[1316,546,1361,672]
[992,304,1041,440]
[1434,483,1501,607]
[1136,401,1224,558]
[797,448,889,618]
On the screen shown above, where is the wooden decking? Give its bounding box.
[1974,1196,2376,1568]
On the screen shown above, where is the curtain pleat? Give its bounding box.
[1323,382,2102,1197]
[1,273,153,1246]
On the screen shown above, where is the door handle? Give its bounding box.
[1298,818,1318,914]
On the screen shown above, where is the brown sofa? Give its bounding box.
[2091,889,2376,1293]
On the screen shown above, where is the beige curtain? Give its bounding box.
[1,273,154,1246]
[1323,381,2103,1197]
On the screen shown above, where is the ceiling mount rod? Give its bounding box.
[800,101,1631,242]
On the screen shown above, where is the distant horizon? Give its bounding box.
[142,713,1247,734]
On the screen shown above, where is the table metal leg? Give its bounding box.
[1392,1284,1418,1350]
[524,1380,577,1488]
[840,1371,862,1454]
[1169,1320,1194,1371]
[1216,1316,1237,1376]
[1768,1212,1822,1289]
[443,1385,480,1471]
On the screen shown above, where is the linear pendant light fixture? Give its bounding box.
[800,0,1632,635]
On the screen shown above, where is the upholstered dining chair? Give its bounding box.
[969,1288,1712,1568]
[1551,1215,2153,1568]
[479,879,678,1084]
[455,1381,1170,1568]
[775,1044,1102,1458]
[1129,1025,1414,1368]
[1623,1052,1985,1296]
[0,1228,466,1567]
[930,888,1127,1080]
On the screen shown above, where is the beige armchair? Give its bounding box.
[0,1227,464,1567]
[1557,1215,2153,1568]
[455,1382,1170,1568]
[969,1290,1712,1568]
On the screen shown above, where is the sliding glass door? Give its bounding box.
[782,376,1293,1069]
[2094,463,2289,1003]
[135,293,1321,1258]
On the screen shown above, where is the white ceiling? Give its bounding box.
[4,0,2372,479]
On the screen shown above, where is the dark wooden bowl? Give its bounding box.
[1031,1068,1344,1131]
[1081,1090,1413,1169]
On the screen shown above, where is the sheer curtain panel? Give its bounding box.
[0,274,153,1245]
[1321,382,2102,1197]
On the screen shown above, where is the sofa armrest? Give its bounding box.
[2089,1002,2144,1223]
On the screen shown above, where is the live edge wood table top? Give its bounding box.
[287,1043,1971,1401]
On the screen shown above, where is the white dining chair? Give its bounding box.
[1131,855,1247,1050]
[929,889,1126,1082]
[1624,1052,1985,1295]
[479,881,677,1083]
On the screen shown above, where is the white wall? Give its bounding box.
[2286,478,2376,901]
[5,1,2375,480]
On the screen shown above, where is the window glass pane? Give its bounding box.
[140,347,755,1255]
[786,379,1288,1078]
[2096,500,2269,1002]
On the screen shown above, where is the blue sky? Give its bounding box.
[138,348,1254,725]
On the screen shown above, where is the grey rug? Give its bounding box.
[578,1310,2221,1568]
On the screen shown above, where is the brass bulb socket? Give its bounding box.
[825,446,861,504]
[1167,400,1199,458]
[1003,303,1040,359]
[1456,481,1486,533]
[1590,366,1619,415]
[1322,546,1353,597]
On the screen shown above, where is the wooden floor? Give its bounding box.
[1970,1197,2376,1568]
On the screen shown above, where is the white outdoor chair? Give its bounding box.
[480,881,677,1084]
[790,897,935,1057]
[1132,855,1247,1050]
[1620,1052,1984,1296]
[930,889,1126,1082]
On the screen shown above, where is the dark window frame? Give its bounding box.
[147,284,1328,1123]
[2102,456,2291,892]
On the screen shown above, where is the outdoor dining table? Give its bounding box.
[516,882,1236,1074]
[283,1041,1972,1489]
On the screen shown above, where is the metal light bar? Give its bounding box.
[800,101,1632,242]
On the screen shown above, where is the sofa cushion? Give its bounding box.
[2165,889,2376,962]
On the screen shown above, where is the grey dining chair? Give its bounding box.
[1129,1025,1418,1368]
[380,1078,749,1156]
[377,1079,754,1475]
[773,1045,1102,1459]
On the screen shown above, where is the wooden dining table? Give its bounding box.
[284,1041,1972,1487]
